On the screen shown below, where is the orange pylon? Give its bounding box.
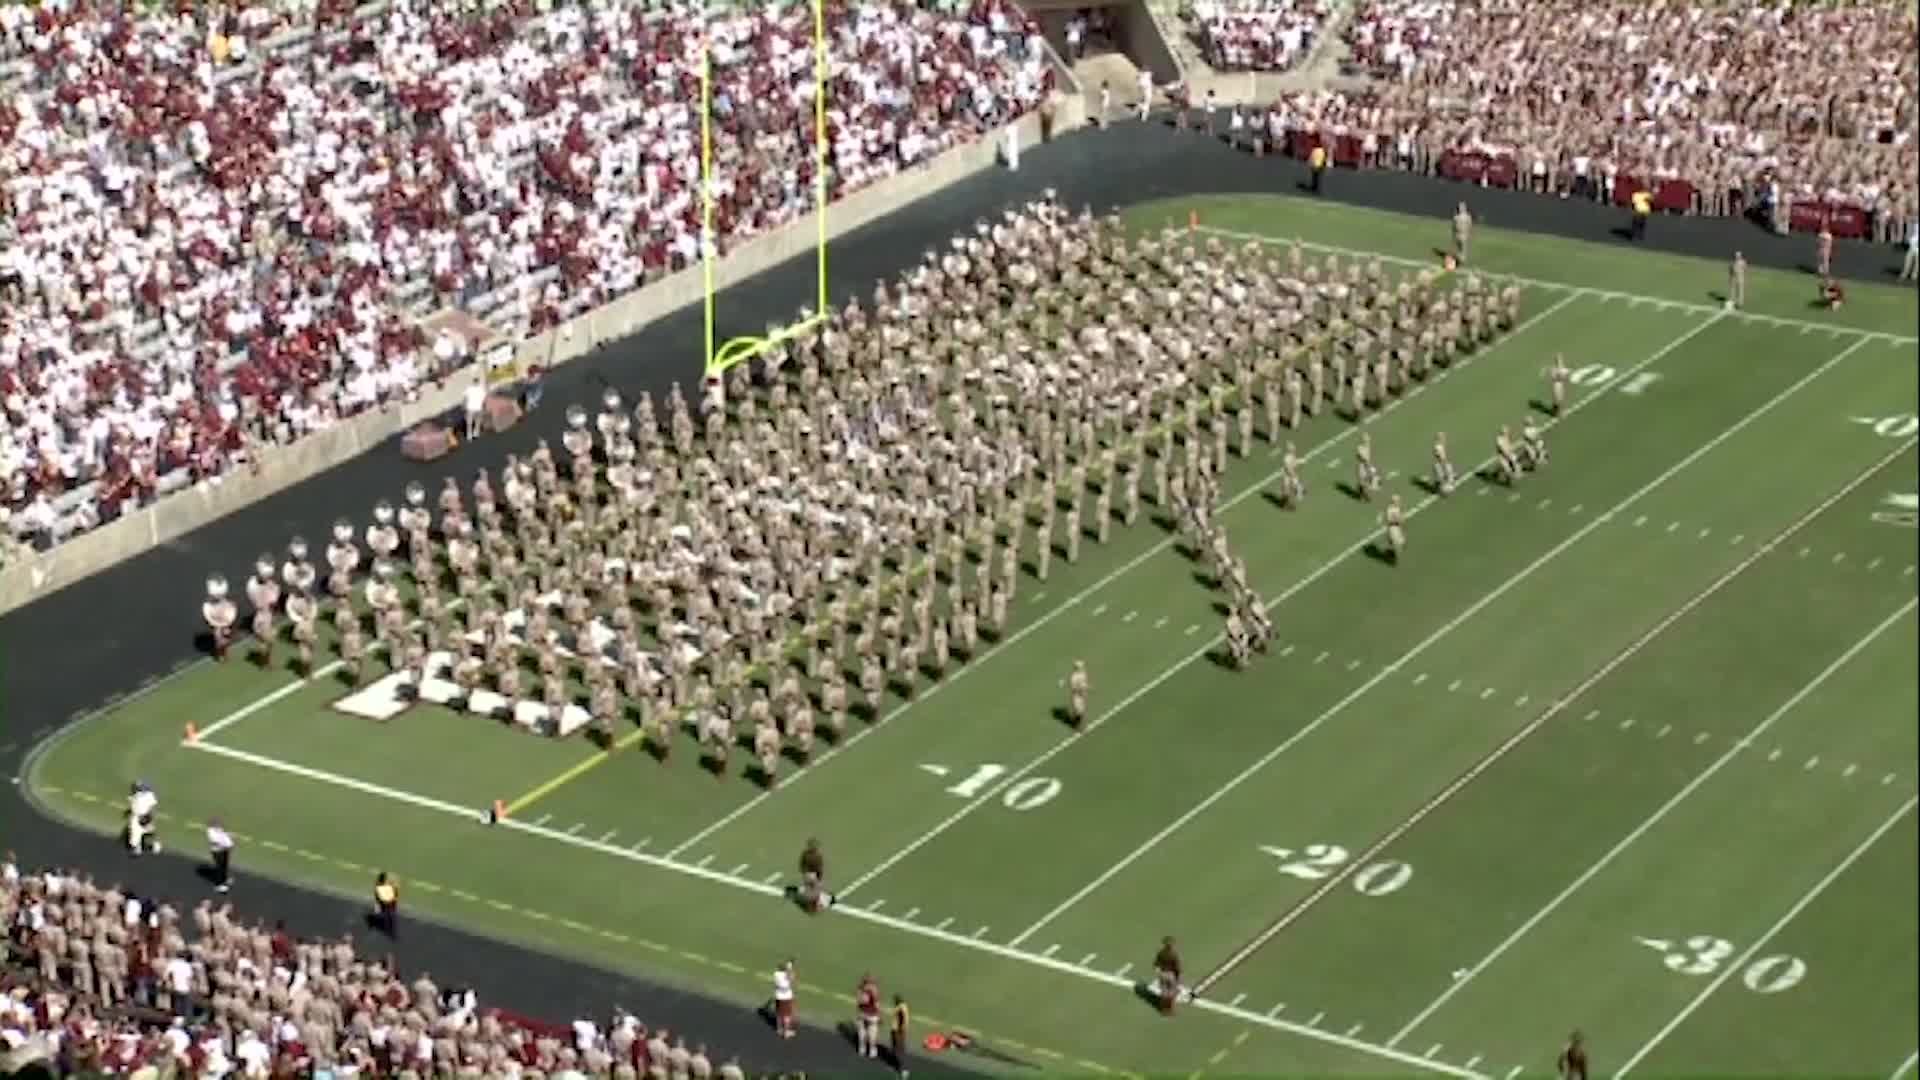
[491,799,507,823]
[1188,209,1199,231]
[183,722,199,743]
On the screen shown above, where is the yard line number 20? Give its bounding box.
[1640,935,1809,994]
[1259,843,1415,897]
[1569,364,1662,396]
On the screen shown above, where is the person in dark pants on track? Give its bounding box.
[890,995,911,1079]
[205,820,234,893]
[1558,1031,1589,1080]
[521,363,546,411]
[1309,143,1328,194]
[373,872,400,937]
[1629,187,1652,241]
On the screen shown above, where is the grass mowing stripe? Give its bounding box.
[182,728,1480,1077]
[658,293,1586,858]
[1193,225,1919,345]
[1015,326,1856,959]
[1386,532,1919,1046]
[1614,794,1919,1077]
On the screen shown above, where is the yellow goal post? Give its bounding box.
[701,0,830,378]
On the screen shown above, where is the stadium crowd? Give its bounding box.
[1248,0,1917,239]
[1186,0,1333,73]
[2,854,762,1077]
[0,0,1053,556]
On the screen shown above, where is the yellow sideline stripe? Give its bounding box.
[37,784,1138,1078]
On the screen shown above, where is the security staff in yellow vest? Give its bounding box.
[373,873,400,937]
[1309,144,1329,195]
[890,996,911,1078]
[1630,188,1653,242]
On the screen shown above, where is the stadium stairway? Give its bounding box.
[1153,0,1364,103]
[1074,51,1146,112]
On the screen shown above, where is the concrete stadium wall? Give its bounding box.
[0,104,1081,617]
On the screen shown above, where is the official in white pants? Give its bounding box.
[207,822,234,893]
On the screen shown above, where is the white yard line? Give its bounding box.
[1888,1050,1920,1080]
[1195,225,1918,346]
[179,738,1481,1078]
[193,665,343,742]
[1389,586,1920,1047]
[843,311,1718,903]
[1614,795,1919,1077]
[659,294,1584,860]
[1015,331,1863,958]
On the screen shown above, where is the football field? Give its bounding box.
[25,194,1920,1077]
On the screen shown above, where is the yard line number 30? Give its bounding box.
[1637,935,1809,994]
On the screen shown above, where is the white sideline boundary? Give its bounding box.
[181,740,1484,1079]
[1615,794,1919,1077]
[1390,584,1919,1047]
[1008,330,1863,956]
[1194,225,1920,346]
[845,308,1728,903]
[661,291,1584,859]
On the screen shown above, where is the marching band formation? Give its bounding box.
[199,195,1531,776]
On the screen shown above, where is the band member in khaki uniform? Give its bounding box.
[1067,659,1090,728]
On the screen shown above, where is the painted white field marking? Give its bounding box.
[1194,225,1919,345]
[1016,329,1854,958]
[655,295,1583,859]
[1615,795,1918,1077]
[1393,592,1919,1047]
[857,314,1726,910]
[1888,1050,1919,1080]
[193,663,339,741]
[185,732,1484,1076]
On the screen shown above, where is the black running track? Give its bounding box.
[1,117,1908,1076]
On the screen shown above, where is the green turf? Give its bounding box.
[25,193,1919,1077]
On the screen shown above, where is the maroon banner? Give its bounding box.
[1789,201,1870,239]
[1653,179,1696,213]
[1439,150,1487,183]
[1333,133,1363,167]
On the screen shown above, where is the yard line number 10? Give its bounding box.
[944,763,1063,811]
